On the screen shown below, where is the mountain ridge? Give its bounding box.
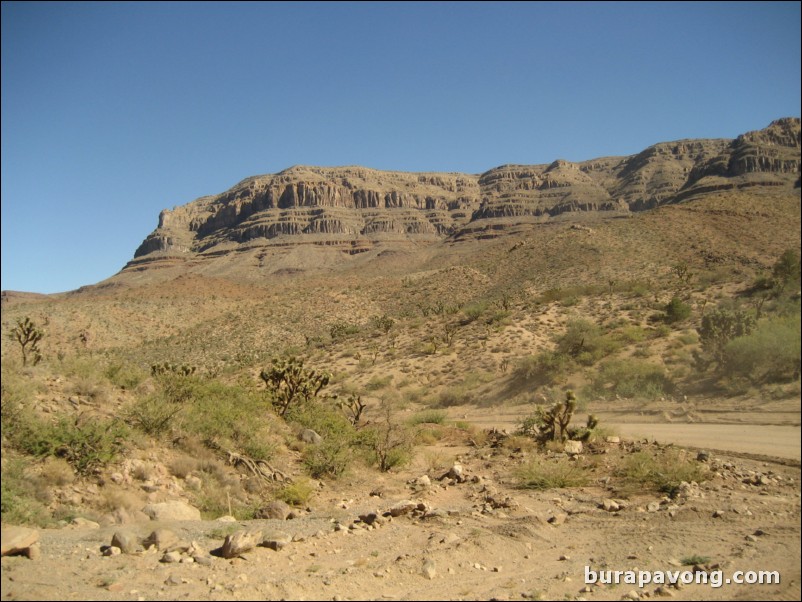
[126,118,799,275]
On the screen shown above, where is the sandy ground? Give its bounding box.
[612,423,801,462]
[2,435,800,602]
[460,401,802,462]
[2,401,800,601]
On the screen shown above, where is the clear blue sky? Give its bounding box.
[2,1,800,294]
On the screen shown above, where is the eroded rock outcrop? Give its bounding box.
[125,118,800,273]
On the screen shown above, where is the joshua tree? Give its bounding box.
[260,356,330,417]
[338,393,367,427]
[10,316,44,366]
[536,390,577,442]
[520,390,599,444]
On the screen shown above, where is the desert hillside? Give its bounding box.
[117,118,800,284]
[1,118,800,601]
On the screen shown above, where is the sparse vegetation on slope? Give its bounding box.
[0,122,799,602]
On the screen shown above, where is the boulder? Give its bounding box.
[387,500,418,517]
[143,528,179,551]
[111,530,140,554]
[1,526,39,558]
[221,530,262,559]
[298,429,323,445]
[257,500,292,520]
[143,501,201,521]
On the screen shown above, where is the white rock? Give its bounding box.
[1,526,39,557]
[221,530,262,559]
[143,501,201,521]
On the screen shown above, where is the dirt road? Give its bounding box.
[613,423,801,461]
[461,403,801,462]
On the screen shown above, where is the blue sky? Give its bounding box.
[2,1,800,294]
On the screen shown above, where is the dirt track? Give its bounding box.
[461,403,802,463]
[613,423,801,462]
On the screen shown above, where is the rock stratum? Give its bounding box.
[125,118,800,276]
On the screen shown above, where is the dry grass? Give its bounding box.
[38,458,75,486]
[515,456,589,490]
[1,180,799,530]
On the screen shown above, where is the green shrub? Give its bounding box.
[1,457,53,527]
[515,457,588,490]
[614,325,648,344]
[536,284,605,305]
[286,399,354,440]
[408,410,448,425]
[303,440,353,479]
[8,413,129,476]
[58,355,103,381]
[128,376,276,461]
[677,331,699,345]
[462,300,489,323]
[126,394,183,436]
[179,380,275,461]
[51,417,129,475]
[589,359,671,400]
[435,384,475,407]
[2,373,128,475]
[365,375,393,391]
[330,321,361,341]
[362,404,414,472]
[616,449,706,497]
[287,399,358,478]
[514,351,570,386]
[275,479,315,506]
[722,313,801,383]
[371,314,395,335]
[486,309,511,325]
[653,324,672,338]
[104,362,146,390]
[362,425,413,472]
[157,371,202,404]
[555,319,620,365]
[695,307,756,370]
[772,248,801,293]
[625,280,652,297]
[0,376,28,438]
[663,296,691,323]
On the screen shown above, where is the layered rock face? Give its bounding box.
[129,118,799,269]
[133,167,480,261]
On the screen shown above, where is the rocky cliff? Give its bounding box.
[126,118,800,272]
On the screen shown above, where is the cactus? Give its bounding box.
[671,261,694,288]
[151,362,196,377]
[10,316,44,366]
[372,314,395,335]
[260,356,330,417]
[518,390,602,444]
[533,390,577,442]
[338,393,366,427]
[568,414,599,442]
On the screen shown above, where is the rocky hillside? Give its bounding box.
[123,118,800,277]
